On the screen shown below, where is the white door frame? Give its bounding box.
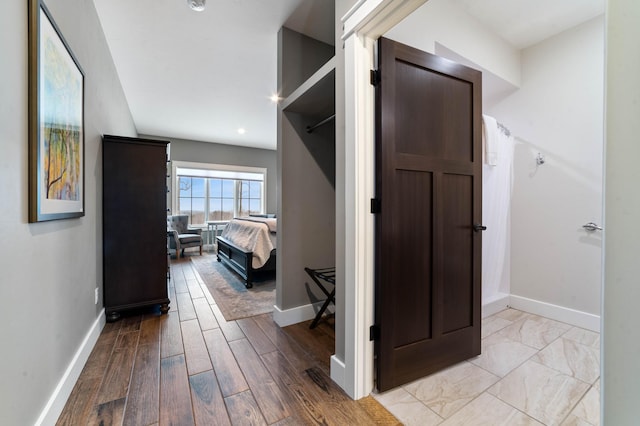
[336,0,427,399]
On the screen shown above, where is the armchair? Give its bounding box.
[167,215,203,258]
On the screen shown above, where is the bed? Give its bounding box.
[216,216,277,288]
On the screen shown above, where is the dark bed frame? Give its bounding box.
[216,236,276,288]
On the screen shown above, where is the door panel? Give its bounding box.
[395,59,473,161]
[375,37,482,392]
[441,173,474,333]
[392,169,433,347]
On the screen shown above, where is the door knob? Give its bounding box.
[473,223,487,232]
[583,222,603,232]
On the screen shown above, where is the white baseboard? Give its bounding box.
[272,302,335,327]
[35,309,106,426]
[509,295,600,332]
[482,292,510,318]
[330,355,346,390]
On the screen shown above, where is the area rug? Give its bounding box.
[191,254,275,321]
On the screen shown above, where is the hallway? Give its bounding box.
[57,255,398,425]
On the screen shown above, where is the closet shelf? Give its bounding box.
[281,56,335,118]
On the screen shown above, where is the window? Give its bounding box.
[238,180,262,217]
[178,176,206,224]
[207,178,235,221]
[172,162,266,225]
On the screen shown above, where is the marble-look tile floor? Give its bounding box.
[374,309,600,426]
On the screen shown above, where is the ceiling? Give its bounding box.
[452,0,604,49]
[93,0,332,150]
[94,0,603,151]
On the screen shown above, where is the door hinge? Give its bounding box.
[370,325,380,341]
[370,69,380,86]
[370,198,381,214]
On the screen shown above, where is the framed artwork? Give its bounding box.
[28,0,85,222]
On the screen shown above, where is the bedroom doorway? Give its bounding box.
[373,37,483,391]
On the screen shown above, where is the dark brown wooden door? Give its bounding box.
[374,37,483,392]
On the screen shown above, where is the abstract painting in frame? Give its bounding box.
[28,0,85,222]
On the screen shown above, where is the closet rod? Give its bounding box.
[306,114,336,133]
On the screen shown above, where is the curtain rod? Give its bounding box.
[306,114,336,134]
[497,121,511,136]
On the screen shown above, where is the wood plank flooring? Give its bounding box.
[57,254,399,425]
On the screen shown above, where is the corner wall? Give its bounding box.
[276,23,336,317]
[384,0,521,87]
[278,113,336,311]
[488,17,604,320]
[0,0,136,423]
[603,0,640,421]
[333,0,358,373]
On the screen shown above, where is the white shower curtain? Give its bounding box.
[482,115,514,304]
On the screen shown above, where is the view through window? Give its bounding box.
[174,163,265,225]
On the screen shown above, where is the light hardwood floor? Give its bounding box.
[57,253,399,425]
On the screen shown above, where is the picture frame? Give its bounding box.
[28,0,85,222]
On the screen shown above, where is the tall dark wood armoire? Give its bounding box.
[103,135,170,321]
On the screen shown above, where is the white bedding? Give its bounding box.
[220,217,276,269]
[235,216,277,233]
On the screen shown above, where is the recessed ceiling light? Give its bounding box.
[237,128,246,135]
[270,94,281,103]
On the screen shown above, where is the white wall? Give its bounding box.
[0,0,136,423]
[603,0,640,421]
[385,0,521,88]
[488,17,604,320]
